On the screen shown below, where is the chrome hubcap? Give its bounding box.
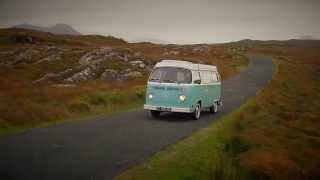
[195,105,200,118]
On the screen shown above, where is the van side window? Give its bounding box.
[200,71,209,84]
[212,72,218,82]
[193,70,200,82]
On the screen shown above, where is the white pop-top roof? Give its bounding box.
[155,59,217,71]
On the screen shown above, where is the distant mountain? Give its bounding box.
[129,37,171,44]
[299,35,317,40]
[12,23,81,35]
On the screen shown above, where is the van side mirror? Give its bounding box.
[194,79,201,84]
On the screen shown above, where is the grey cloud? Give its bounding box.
[0,0,319,43]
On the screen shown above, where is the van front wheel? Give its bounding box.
[193,103,201,120]
[150,110,160,118]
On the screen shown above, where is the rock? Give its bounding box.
[125,71,143,79]
[64,67,94,83]
[78,46,130,66]
[192,45,210,53]
[139,63,145,68]
[129,60,146,68]
[100,69,119,81]
[99,46,113,53]
[134,51,143,58]
[79,47,113,66]
[130,60,143,65]
[13,49,40,64]
[163,50,180,56]
[37,54,61,63]
[33,73,57,84]
[33,68,76,84]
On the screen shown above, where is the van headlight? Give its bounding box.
[148,94,153,99]
[179,95,186,101]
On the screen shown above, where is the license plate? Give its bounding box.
[156,107,172,111]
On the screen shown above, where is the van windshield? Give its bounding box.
[149,67,192,84]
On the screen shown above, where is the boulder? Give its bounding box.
[13,49,40,64]
[139,63,145,68]
[100,69,119,81]
[79,47,114,66]
[163,50,180,56]
[37,54,61,63]
[64,67,94,83]
[134,51,143,58]
[129,60,146,68]
[192,45,210,53]
[33,68,78,84]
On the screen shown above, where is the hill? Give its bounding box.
[0,28,248,133]
[129,37,171,44]
[12,23,81,35]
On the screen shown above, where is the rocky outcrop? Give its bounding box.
[163,50,180,56]
[129,60,146,68]
[33,68,77,84]
[31,47,149,84]
[64,67,94,83]
[100,69,120,81]
[79,47,112,66]
[13,49,40,65]
[192,45,210,53]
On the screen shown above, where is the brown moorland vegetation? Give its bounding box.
[0,28,248,134]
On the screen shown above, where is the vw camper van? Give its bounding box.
[144,60,222,120]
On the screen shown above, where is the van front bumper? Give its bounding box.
[144,104,193,113]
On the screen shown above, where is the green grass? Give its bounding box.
[117,52,320,179]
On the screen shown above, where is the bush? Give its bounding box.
[68,102,90,113]
[224,136,250,157]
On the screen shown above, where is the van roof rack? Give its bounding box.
[156,59,217,71]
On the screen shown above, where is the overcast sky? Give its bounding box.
[0,0,319,44]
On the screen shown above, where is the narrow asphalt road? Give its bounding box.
[0,56,274,180]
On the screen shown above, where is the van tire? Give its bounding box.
[193,103,201,120]
[210,102,218,113]
[150,110,160,118]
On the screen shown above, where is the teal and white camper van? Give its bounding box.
[144,60,222,120]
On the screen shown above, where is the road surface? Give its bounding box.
[0,56,274,180]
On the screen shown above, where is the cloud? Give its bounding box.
[0,0,319,43]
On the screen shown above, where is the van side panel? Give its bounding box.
[207,83,221,104]
[187,85,206,109]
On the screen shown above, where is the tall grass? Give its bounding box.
[0,80,146,134]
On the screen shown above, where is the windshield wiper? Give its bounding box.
[162,79,177,83]
[149,78,160,82]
